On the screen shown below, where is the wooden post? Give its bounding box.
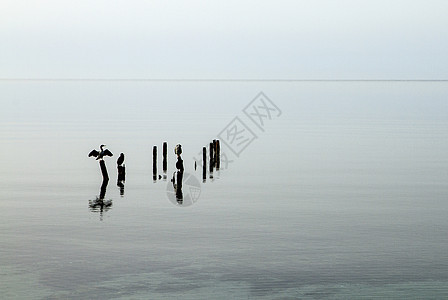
[118,165,126,181]
[202,147,207,169]
[216,139,220,170]
[153,145,157,181]
[100,178,108,200]
[117,165,126,196]
[163,141,167,173]
[99,160,109,182]
[202,146,207,182]
[213,139,217,165]
[209,142,214,171]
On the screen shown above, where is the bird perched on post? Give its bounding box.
[174,144,184,172]
[88,145,113,160]
[117,153,124,166]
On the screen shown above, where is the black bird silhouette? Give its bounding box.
[88,145,113,160]
[117,153,124,166]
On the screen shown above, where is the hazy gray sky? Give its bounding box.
[1,0,447,79]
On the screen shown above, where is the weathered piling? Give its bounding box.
[213,140,217,164]
[216,140,220,169]
[209,142,214,172]
[153,145,157,181]
[100,178,108,200]
[202,146,207,182]
[117,165,126,182]
[202,147,207,169]
[176,171,183,203]
[163,141,167,173]
[209,142,214,178]
[99,160,109,182]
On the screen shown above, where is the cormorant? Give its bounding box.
[117,153,124,166]
[88,145,113,160]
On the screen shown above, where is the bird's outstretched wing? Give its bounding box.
[103,149,113,157]
[88,149,99,157]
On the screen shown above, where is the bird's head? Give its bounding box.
[100,144,105,150]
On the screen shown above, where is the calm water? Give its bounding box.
[1,81,448,299]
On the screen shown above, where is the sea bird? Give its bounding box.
[88,145,113,160]
[117,153,124,166]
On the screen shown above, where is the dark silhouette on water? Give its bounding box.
[171,144,184,204]
[89,144,113,181]
[209,142,214,179]
[153,145,157,182]
[215,139,220,169]
[171,171,184,204]
[200,139,221,181]
[117,180,125,196]
[88,144,114,220]
[117,153,124,166]
[99,179,108,199]
[176,156,184,172]
[175,144,184,172]
[88,144,113,160]
[89,179,112,221]
[163,142,168,173]
[116,153,125,196]
[202,146,207,183]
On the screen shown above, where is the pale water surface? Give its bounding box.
[1,81,447,299]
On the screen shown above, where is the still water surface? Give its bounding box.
[1,81,447,299]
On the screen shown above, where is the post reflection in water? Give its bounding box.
[89,179,112,221]
[172,171,184,205]
[117,178,125,196]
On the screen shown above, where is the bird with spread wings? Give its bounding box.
[88,144,113,160]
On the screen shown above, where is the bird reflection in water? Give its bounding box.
[89,179,112,221]
[171,144,184,204]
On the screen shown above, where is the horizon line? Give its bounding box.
[0,78,447,82]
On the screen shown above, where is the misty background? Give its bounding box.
[1,0,447,80]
